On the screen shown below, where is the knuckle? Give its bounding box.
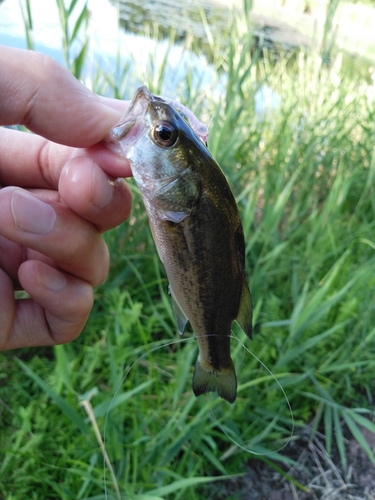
[59,232,109,288]
[93,240,109,286]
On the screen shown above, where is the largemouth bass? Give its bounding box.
[107,86,252,403]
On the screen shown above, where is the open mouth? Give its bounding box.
[105,86,152,154]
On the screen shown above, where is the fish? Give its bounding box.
[107,85,252,404]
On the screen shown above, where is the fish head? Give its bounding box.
[107,86,207,218]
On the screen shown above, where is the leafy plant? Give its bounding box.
[1,0,375,498]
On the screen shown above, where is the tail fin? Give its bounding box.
[193,359,237,404]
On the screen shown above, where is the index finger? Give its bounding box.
[0,127,132,189]
[0,45,125,147]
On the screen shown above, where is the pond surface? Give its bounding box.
[0,0,372,98]
[0,0,236,97]
[0,0,234,60]
[113,0,233,43]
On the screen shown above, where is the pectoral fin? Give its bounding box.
[168,285,189,334]
[157,210,189,223]
[236,280,252,339]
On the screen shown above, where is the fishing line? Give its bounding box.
[102,336,196,499]
[102,333,294,498]
[209,332,295,457]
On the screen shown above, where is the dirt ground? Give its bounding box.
[208,426,375,500]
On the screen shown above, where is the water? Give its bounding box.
[0,0,371,113]
[114,0,233,43]
[0,0,232,95]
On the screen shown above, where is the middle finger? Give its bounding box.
[0,186,109,287]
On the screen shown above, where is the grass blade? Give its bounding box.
[17,359,89,436]
[147,475,240,496]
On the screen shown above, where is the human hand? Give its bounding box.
[0,46,132,350]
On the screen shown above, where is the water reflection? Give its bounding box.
[110,0,373,82]
[92,0,239,104]
[111,0,233,44]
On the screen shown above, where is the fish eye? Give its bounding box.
[153,121,178,147]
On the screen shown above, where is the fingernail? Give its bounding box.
[36,264,66,292]
[11,190,56,235]
[91,166,114,208]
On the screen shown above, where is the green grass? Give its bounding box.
[1,0,375,498]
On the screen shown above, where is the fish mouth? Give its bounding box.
[106,85,153,153]
[114,86,152,139]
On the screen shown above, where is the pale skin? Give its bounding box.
[0,46,133,351]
